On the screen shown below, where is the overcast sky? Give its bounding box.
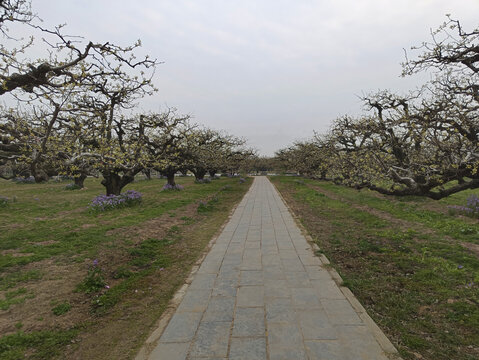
[31,1,479,155]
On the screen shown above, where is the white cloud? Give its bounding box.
[21,0,479,155]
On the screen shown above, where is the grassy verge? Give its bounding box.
[0,176,251,359]
[270,176,479,360]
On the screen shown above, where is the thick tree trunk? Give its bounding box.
[74,173,87,188]
[209,170,217,178]
[143,168,151,180]
[102,173,122,195]
[101,172,135,195]
[31,164,48,183]
[194,168,207,181]
[166,172,176,186]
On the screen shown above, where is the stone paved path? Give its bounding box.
[147,177,394,360]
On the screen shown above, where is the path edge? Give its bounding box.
[269,176,402,360]
[134,180,253,360]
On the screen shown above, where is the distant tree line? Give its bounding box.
[276,17,479,199]
[0,1,254,194]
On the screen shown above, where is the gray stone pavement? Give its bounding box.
[147,177,394,360]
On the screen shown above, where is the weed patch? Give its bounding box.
[0,329,78,360]
[75,260,107,294]
[51,302,71,316]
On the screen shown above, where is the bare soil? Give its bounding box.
[0,259,88,335]
[461,242,479,258]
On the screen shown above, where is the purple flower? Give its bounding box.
[12,176,35,184]
[457,265,464,269]
[93,259,99,266]
[162,183,184,191]
[448,196,479,219]
[89,190,142,212]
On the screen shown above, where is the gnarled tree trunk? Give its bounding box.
[74,173,87,188]
[143,168,151,180]
[193,168,207,181]
[31,164,49,183]
[101,172,135,195]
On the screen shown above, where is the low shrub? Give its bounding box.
[89,190,142,212]
[195,178,211,184]
[76,259,106,294]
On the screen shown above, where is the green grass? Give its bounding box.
[314,180,479,244]
[0,177,239,267]
[0,175,252,359]
[271,176,479,360]
[51,302,71,316]
[0,329,79,360]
